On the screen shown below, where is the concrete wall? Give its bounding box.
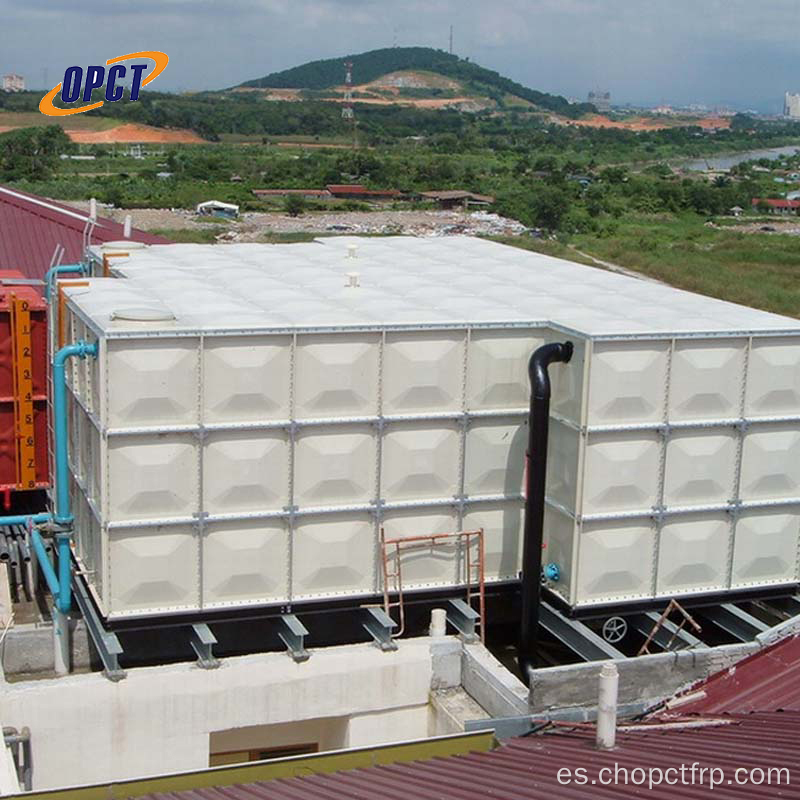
[528,642,761,714]
[210,718,349,760]
[0,638,440,791]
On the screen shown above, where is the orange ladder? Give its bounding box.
[380,528,486,642]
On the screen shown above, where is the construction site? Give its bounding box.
[0,182,797,800]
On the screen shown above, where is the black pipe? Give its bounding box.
[518,340,573,685]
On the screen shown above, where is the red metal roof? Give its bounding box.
[144,713,800,800]
[326,184,402,197]
[0,185,170,283]
[751,197,800,209]
[670,635,800,714]
[253,189,331,196]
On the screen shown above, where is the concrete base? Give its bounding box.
[528,642,761,714]
[0,636,482,791]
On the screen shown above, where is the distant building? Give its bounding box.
[729,206,744,217]
[588,90,611,113]
[253,189,332,200]
[751,198,800,215]
[196,200,239,219]
[326,184,402,202]
[418,190,494,209]
[784,92,800,119]
[1,73,24,92]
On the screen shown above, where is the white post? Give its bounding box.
[53,607,70,676]
[596,662,618,750]
[123,214,132,239]
[429,608,447,638]
[89,198,97,221]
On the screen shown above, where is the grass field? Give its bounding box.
[0,111,121,131]
[494,214,800,319]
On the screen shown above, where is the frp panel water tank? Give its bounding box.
[62,237,800,618]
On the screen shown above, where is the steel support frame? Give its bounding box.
[701,603,770,641]
[362,607,398,651]
[539,603,625,662]
[70,571,125,681]
[277,614,310,662]
[189,623,219,669]
[446,598,480,643]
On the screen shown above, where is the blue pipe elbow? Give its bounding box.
[44,264,87,301]
[53,340,98,527]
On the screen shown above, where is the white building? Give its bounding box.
[1,73,24,92]
[784,92,800,119]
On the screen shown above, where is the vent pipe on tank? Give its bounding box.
[518,340,573,685]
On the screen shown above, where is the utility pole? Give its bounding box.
[449,25,453,55]
[342,60,357,149]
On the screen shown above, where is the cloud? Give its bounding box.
[0,0,797,110]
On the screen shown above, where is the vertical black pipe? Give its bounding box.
[518,340,573,684]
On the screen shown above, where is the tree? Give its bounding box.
[284,194,306,217]
[0,125,73,181]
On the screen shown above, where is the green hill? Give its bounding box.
[238,47,594,117]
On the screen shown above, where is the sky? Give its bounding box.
[1,0,798,113]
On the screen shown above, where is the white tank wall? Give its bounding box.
[68,320,584,618]
[64,292,800,617]
[544,335,800,609]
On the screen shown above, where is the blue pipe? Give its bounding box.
[44,264,87,301]
[54,340,98,526]
[0,513,50,527]
[0,342,96,614]
[30,529,59,597]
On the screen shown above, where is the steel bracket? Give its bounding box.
[277,614,310,662]
[189,623,219,669]
[703,603,769,641]
[71,572,126,681]
[539,603,625,661]
[362,607,398,651]
[446,598,479,643]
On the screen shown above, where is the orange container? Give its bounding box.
[0,271,48,507]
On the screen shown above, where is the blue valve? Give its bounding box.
[543,562,561,582]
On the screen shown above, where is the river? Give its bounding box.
[677,145,800,172]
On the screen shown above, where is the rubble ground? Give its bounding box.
[66,204,532,240]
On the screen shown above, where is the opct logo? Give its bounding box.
[39,51,168,117]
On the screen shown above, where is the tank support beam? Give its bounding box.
[189,623,219,669]
[702,604,769,641]
[446,598,480,643]
[362,607,397,651]
[539,603,625,662]
[277,614,310,662]
[71,571,125,681]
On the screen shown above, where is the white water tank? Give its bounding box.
[63,237,800,618]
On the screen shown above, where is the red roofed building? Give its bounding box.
[0,185,170,283]
[751,197,800,215]
[325,184,403,201]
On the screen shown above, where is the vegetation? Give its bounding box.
[238,46,595,117]
[495,214,800,317]
[0,125,73,181]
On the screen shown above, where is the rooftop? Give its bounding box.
[670,634,800,714]
[139,712,799,800]
[76,236,800,338]
[0,185,169,282]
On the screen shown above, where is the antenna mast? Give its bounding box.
[342,60,356,148]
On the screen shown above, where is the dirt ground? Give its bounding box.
[65,203,531,239]
[68,123,203,144]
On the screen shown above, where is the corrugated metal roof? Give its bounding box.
[143,713,800,800]
[670,635,800,714]
[0,185,170,283]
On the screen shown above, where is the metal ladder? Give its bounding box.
[637,598,702,655]
[380,527,486,642]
